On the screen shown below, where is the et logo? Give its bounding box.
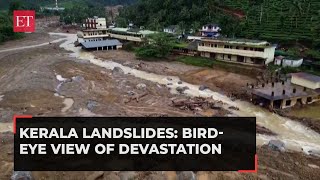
[13,10,35,32]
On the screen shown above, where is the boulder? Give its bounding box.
[178,81,183,84]
[87,100,98,111]
[199,85,208,91]
[176,86,189,94]
[112,67,124,75]
[11,171,32,180]
[268,140,285,152]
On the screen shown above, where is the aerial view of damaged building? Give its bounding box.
[252,72,320,109]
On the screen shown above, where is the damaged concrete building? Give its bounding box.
[251,72,320,109]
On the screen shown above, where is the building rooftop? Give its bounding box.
[81,39,122,49]
[201,38,272,47]
[291,72,320,83]
[252,80,319,101]
[108,28,156,35]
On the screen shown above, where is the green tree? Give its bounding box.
[136,32,175,58]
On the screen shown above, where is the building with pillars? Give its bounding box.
[251,73,320,109]
[198,38,276,66]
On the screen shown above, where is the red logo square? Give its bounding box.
[13,10,35,32]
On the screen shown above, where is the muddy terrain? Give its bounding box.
[0,19,320,180]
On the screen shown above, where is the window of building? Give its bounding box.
[286,100,291,106]
[307,97,312,103]
[211,44,213,47]
[224,45,229,48]
[201,43,204,46]
[235,46,239,49]
[214,44,218,47]
[244,47,248,50]
[228,55,231,59]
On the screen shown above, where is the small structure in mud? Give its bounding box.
[251,73,320,109]
[80,39,122,51]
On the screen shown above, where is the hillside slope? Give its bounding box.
[118,0,320,46]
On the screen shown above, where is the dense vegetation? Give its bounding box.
[118,0,320,48]
[0,0,135,10]
[135,33,175,58]
[0,13,24,43]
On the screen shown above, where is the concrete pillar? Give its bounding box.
[102,46,104,50]
[97,47,98,51]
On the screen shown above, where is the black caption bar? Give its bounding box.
[14,117,256,171]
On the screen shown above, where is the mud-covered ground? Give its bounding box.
[0,21,320,179]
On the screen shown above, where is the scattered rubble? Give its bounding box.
[228,106,239,111]
[136,83,147,90]
[171,97,216,111]
[127,91,135,96]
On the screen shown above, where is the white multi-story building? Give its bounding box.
[83,16,107,29]
[200,24,221,37]
[198,38,276,65]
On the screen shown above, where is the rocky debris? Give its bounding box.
[199,85,208,91]
[228,106,240,111]
[87,171,104,180]
[125,92,148,103]
[268,140,285,152]
[256,125,276,136]
[167,77,173,81]
[11,171,32,180]
[87,100,98,111]
[167,83,173,86]
[171,97,216,111]
[119,171,136,180]
[127,91,135,96]
[112,67,124,75]
[136,83,147,90]
[177,171,196,180]
[178,81,183,84]
[176,86,189,94]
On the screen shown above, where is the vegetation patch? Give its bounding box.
[176,56,214,67]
